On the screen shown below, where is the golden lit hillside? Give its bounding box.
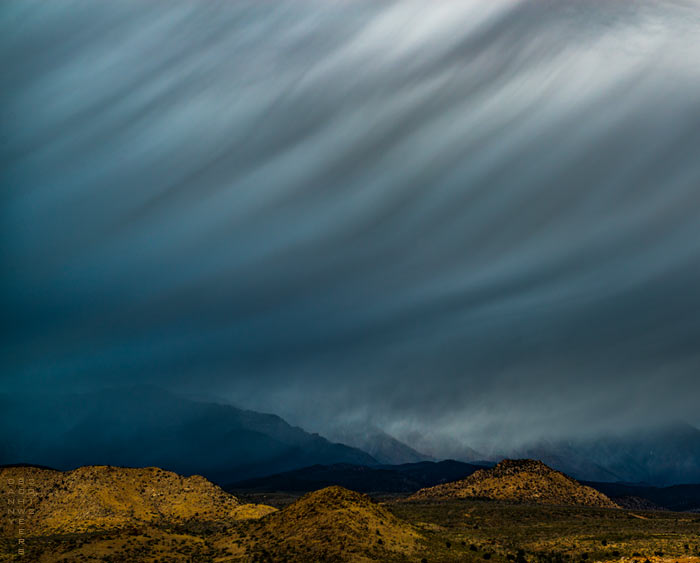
[410,459,619,507]
[244,486,421,562]
[3,464,700,563]
[0,465,275,536]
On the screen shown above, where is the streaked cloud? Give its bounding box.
[2,0,700,454]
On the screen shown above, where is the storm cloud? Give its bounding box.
[2,0,700,455]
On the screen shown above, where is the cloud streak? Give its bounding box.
[2,0,700,454]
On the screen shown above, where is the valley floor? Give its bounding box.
[3,498,700,562]
[391,499,700,563]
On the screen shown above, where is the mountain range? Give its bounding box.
[228,460,700,512]
[229,460,486,493]
[505,422,700,486]
[0,386,375,483]
[3,385,700,489]
[324,425,433,465]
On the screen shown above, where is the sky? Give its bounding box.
[2,0,700,455]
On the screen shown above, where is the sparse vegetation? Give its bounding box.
[410,459,619,508]
[2,465,700,562]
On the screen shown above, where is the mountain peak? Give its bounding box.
[1,388,376,483]
[294,485,375,509]
[326,425,433,464]
[492,458,560,475]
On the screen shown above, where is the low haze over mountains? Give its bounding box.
[3,386,700,489]
[325,425,433,465]
[0,386,374,483]
[509,423,700,486]
[4,0,700,463]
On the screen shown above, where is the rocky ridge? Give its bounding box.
[410,459,619,508]
[0,465,275,535]
[246,486,421,562]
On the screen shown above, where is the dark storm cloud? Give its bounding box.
[2,0,700,453]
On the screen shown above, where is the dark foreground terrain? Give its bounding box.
[3,496,700,562]
[3,464,700,562]
[392,500,700,563]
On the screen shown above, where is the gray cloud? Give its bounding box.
[2,0,700,455]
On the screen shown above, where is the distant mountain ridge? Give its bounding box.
[326,426,433,465]
[226,459,700,512]
[410,459,619,508]
[3,386,700,489]
[508,422,700,486]
[583,481,700,513]
[228,460,485,493]
[0,386,375,483]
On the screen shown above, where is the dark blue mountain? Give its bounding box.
[0,386,375,484]
[228,459,485,493]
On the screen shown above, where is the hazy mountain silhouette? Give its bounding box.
[0,386,375,483]
[228,460,484,493]
[511,423,700,486]
[327,425,433,465]
[583,481,700,512]
[3,386,699,489]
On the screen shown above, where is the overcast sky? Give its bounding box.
[2,0,700,454]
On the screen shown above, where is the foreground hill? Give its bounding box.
[0,386,375,483]
[229,460,700,512]
[410,459,619,507]
[1,466,420,562]
[245,486,421,562]
[2,465,699,562]
[0,465,274,535]
[229,460,484,494]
